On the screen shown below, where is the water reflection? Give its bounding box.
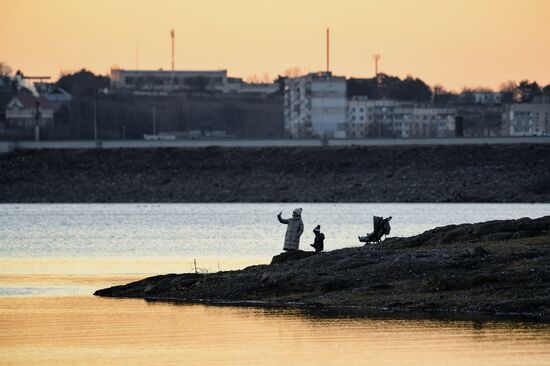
[2,204,550,365]
[1,296,549,366]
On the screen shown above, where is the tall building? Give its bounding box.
[284,72,347,138]
[346,98,457,138]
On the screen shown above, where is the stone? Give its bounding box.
[471,246,489,257]
[270,250,317,265]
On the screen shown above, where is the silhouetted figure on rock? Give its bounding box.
[310,225,325,252]
[277,208,304,251]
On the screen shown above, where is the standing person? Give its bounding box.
[277,208,304,251]
[310,225,325,252]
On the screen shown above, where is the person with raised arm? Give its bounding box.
[277,208,304,251]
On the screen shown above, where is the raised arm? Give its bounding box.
[277,212,289,224]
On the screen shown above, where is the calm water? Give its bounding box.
[2,203,550,258]
[1,203,549,365]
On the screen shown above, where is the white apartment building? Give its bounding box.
[111,69,229,92]
[347,98,457,138]
[284,72,347,138]
[239,83,279,95]
[502,102,550,136]
[111,69,278,95]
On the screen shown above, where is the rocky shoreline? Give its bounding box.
[95,216,550,321]
[1,144,550,202]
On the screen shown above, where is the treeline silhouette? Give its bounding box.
[47,69,550,140]
[348,74,432,101]
[348,73,550,104]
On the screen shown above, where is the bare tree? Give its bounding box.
[471,86,493,93]
[282,67,304,78]
[0,61,13,77]
[499,80,516,90]
[245,73,273,84]
[433,84,447,95]
[499,80,519,102]
[245,74,261,83]
[261,72,271,83]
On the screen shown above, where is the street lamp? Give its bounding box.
[93,91,97,143]
[34,100,41,142]
[93,88,108,145]
[152,98,157,135]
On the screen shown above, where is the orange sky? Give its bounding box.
[1,0,549,90]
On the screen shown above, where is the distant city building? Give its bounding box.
[458,91,503,105]
[284,72,347,138]
[4,95,53,129]
[346,98,457,138]
[455,105,503,137]
[34,82,73,105]
[239,82,279,95]
[471,92,503,105]
[502,101,550,136]
[110,69,278,95]
[111,69,229,93]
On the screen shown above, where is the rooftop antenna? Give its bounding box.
[373,54,380,77]
[372,54,380,82]
[170,29,175,90]
[136,43,139,70]
[326,28,330,73]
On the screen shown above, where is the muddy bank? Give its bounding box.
[1,144,550,202]
[95,216,550,320]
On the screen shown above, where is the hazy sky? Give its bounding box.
[1,0,549,90]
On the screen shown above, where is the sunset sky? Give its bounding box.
[1,0,549,90]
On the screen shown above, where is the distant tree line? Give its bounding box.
[51,69,283,140]
[507,80,550,103]
[347,74,433,102]
[348,73,550,104]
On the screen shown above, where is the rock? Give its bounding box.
[143,283,157,294]
[321,279,352,291]
[471,246,489,257]
[270,250,317,265]
[95,216,550,320]
[482,232,513,242]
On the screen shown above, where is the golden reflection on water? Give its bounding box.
[1,296,550,366]
[1,257,550,365]
[0,257,267,275]
[0,257,267,296]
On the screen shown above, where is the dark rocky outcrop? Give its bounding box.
[95,216,550,320]
[270,250,317,264]
[2,144,550,202]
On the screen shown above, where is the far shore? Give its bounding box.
[2,144,550,203]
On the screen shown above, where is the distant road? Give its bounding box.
[1,136,550,153]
